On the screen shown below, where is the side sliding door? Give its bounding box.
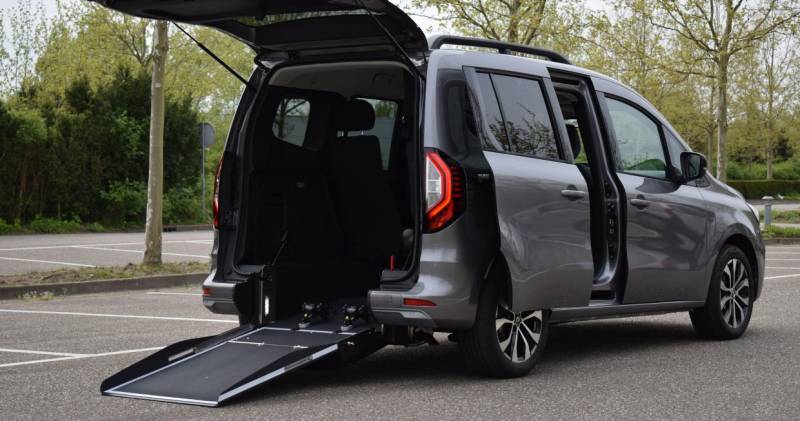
[465,68,594,311]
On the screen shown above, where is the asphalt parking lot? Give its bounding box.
[0,231,213,275]
[1,245,800,420]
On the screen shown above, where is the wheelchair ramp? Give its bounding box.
[101,320,379,407]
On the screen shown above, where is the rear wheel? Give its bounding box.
[459,280,548,378]
[690,245,753,339]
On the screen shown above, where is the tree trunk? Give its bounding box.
[715,56,729,182]
[143,21,169,265]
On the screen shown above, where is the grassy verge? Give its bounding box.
[0,261,209,287]
[763,225,800,240]
[760,210,800,224]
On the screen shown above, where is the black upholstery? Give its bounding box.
[333,99,375,131]
[325,136,403,259]
[566,124,581,158]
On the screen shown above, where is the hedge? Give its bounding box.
[726,180,800,199]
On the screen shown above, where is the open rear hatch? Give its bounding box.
[101,299,383,407]
[91,0,427,57]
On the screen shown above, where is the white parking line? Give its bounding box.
[0,240,210,252]
[766,259,800,261]
[72,245,209,259]
[0,309,236,324]
[0,256,96,268]
[768,252,800,255]
[145,292,202,296]
[764,273,800,280]
[0,347,163,369]
[0,348,86,357]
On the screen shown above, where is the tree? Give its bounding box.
[0,1,49,95]
[649,0,800,182]
[413,0,584,50]
[143,21,168,265]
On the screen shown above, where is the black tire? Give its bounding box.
[690,245,754,340]
[459,280,548,378]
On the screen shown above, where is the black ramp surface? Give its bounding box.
[105,328,351,406]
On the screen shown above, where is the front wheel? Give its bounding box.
[459,281,549,378]
[690,245,754,339]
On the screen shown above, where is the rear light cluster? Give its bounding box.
[212,159,223,229]
[424,150,465,232]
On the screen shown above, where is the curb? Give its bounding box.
[0,273,207,300]
[764,238,800,245]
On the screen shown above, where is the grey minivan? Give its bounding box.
[96,0,765,407]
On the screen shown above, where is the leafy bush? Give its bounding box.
[27,216,82,234]
[726,180,800,199]
[164,187,205,225]
[0,218,17,235]
[726,162,766,180]
[100,180,148,226]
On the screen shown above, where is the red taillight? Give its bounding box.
[212,159,223,229]
[403,298,437,307]
[424,150,464,232]
[202,287,211,297]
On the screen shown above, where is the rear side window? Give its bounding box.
[491,74,559,160]
[474,72,559,160]
[355,98,398,170]
[606,98,667,179]
[474,73,509,152]
[272,98,310,146]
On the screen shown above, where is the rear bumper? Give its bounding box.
[202,273,238,314]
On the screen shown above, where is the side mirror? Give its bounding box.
[680,152,707,182]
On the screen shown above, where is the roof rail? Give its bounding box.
[428,35,572,65]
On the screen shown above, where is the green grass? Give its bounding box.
[0,261,209,287]
[762,225,800,239]
[760,210,800,224]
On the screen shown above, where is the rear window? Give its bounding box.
[474,72,560,160]
[353,97,399,170]
[272,98,310,146]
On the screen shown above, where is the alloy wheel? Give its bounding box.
[720,258,750,329]
[495,305,543,363]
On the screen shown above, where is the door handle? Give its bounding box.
[561,189,587,200]
[630,196,650,208]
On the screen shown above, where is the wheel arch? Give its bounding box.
[481,251,513,308]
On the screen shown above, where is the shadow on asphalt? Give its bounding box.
[232,318,710,406]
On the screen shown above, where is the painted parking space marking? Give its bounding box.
[0,240,210,252]
[146,292,202,296]
[0,347,163,369]
[0,348,87,357]
[71,245,209,259]
[765,273,800,280]
[0,309,236,324]
[0,256,96,268]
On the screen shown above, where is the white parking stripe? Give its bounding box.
[0,309,236,324]
[145,292,202,296]
[0,240,210,252]
[768,252,800,255]
[766,259,800,261]
[0,256,96,268]
[72,246,209,259]
[765,273,800,280]
[0,347,163,369]
[0,348,87,357]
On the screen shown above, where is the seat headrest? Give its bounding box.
[334,99,375,131]
[566,124,581,158]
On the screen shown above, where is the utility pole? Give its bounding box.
[143,20,169,265]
